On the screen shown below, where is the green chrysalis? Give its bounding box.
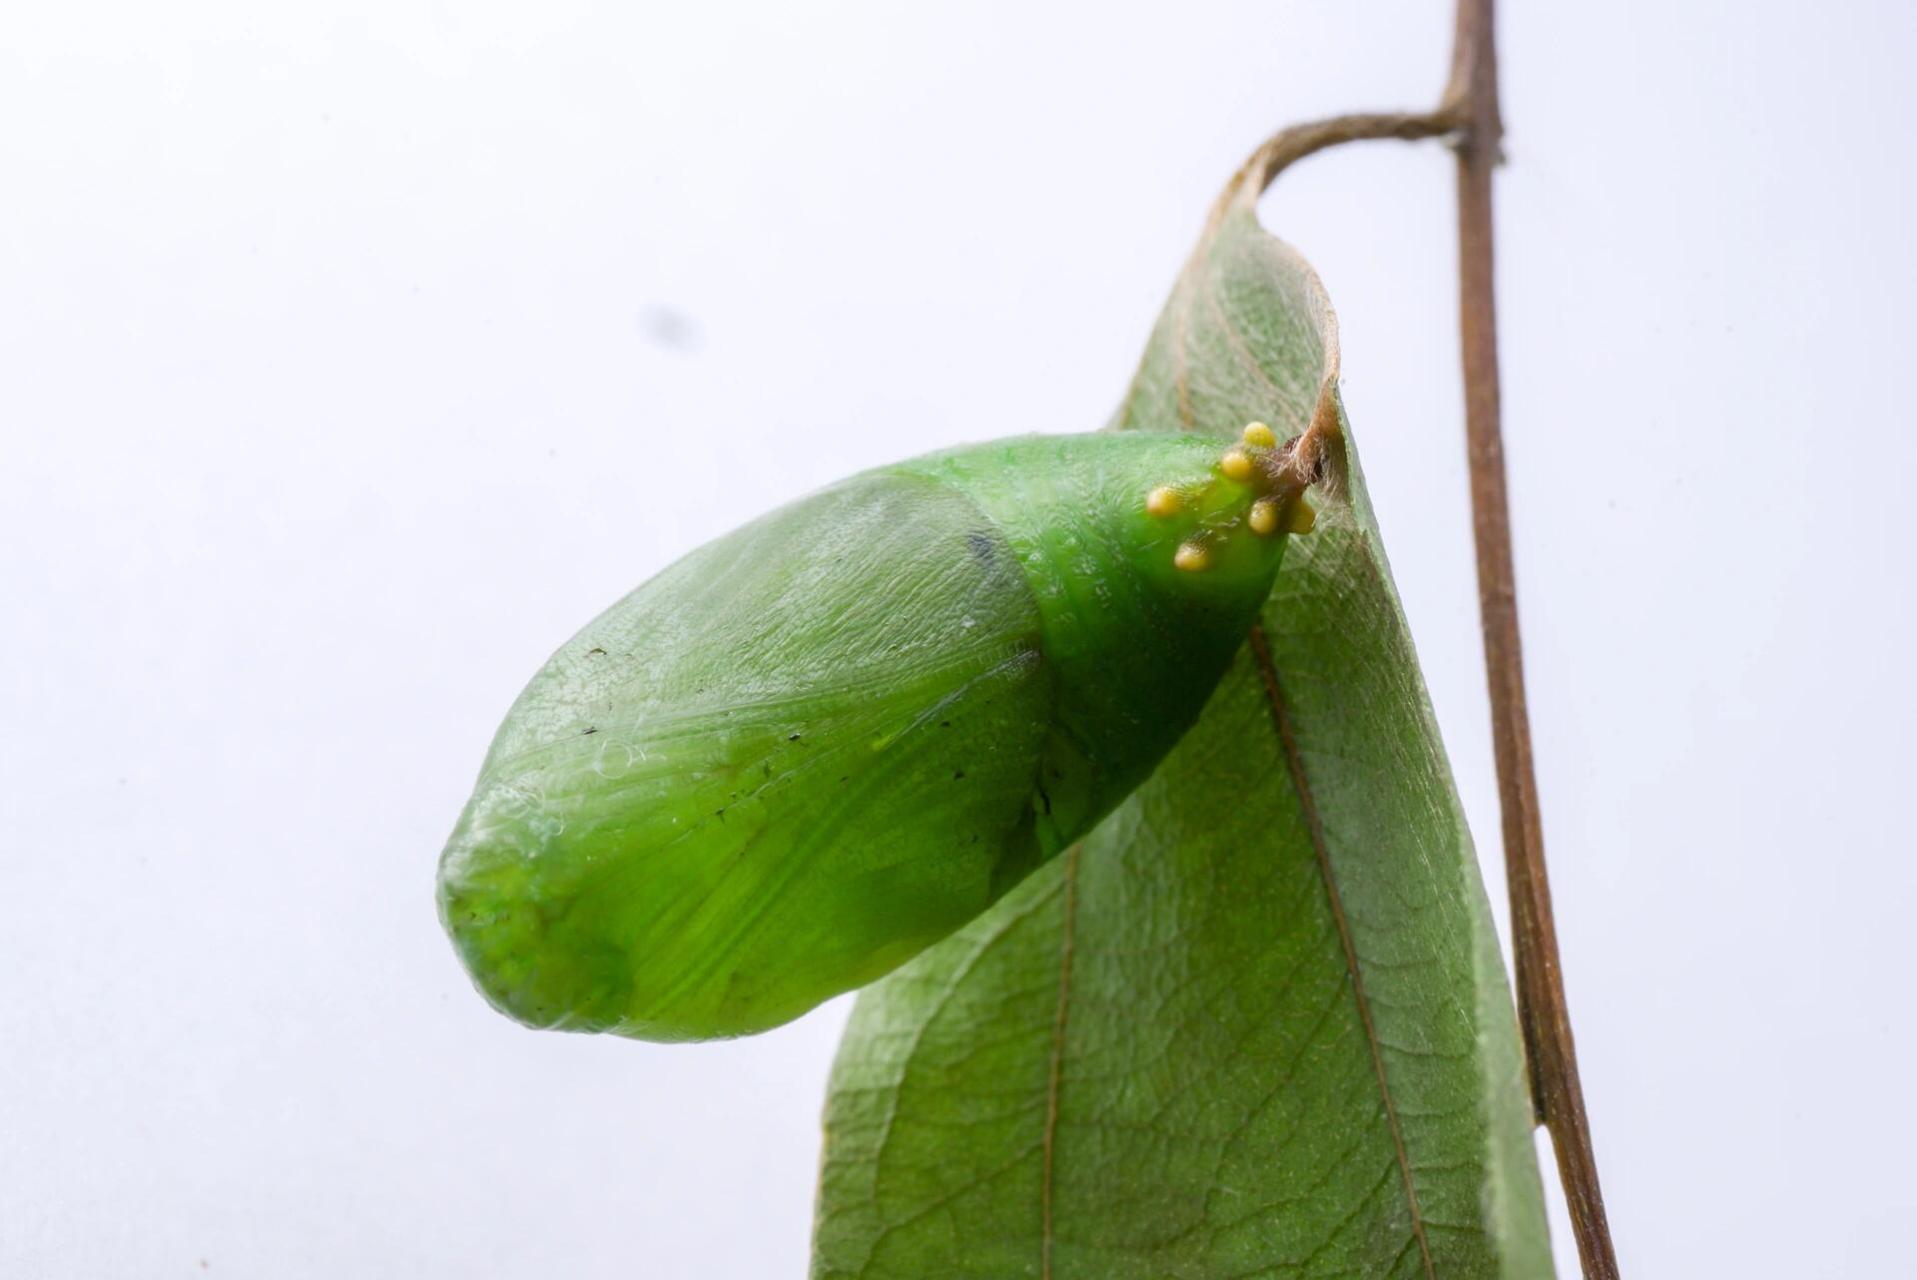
[438,427,1322,1041]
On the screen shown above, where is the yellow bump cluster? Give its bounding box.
[1151,419,1317,572]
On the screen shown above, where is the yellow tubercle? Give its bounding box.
[1248,498,1280,536]
[1173,541,1211,572]
[1286,497,1317,535]
[1145,485,1183,518]
[1241,421,1277,449]
[1219,448,1255,483]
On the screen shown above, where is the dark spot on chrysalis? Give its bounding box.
[581,727,598,735]
[965,531,995,564]
[953,770,966,780]
[787,733,802,742]
[587,646,607,657]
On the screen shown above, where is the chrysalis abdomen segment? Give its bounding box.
[438,432,1291,1040]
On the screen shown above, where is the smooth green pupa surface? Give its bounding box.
[438,430,1318,1041]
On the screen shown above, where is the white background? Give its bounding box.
[4,2,1913,1276]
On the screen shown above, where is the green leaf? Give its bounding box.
[812,199,1552,1276]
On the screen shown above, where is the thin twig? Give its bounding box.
[1445,1,1620,1275]
[1212,110,1461,226]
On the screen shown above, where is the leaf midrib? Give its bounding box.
[1246,622,1437,1280]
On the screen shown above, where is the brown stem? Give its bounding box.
[1212,110,1461,226]
[1445,1,1619,1275]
